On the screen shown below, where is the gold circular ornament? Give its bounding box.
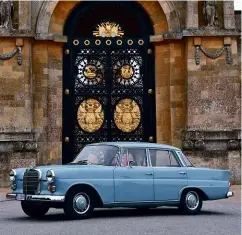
[95,39,101,45]
[65,49,70,55]
[73,40,79,46]
[127,39,133,45]
[148,89,153,95]
[65,89,70,95]
[84,40,90,46]
[138,39,144,45]
[106,39,112,45]
[121,65,134,79]
[77,99,104,133]
[83,65,97,79]
[149,136,154,142]
[117,40,122,45]
[114,98,141,133]
[64,137,70,143]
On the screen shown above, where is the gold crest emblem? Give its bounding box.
[93,21,124,38]
[114,98,141,133]
[84,65,97,79]
[77,99,104,133]
[121,65,134,79]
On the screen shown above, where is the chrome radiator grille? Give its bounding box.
[23,169,40,194]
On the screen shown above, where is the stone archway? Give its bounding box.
[36,1,181,36]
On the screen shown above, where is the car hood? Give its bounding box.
[14,164,111,180]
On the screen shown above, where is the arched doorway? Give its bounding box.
[62,1,156,163]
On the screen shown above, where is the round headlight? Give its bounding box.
[46,170,55,183]
[9,169,16,181]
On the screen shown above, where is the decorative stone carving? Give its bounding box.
[227,140,240,150]
[203,0,219,27]
[195,45,232,65]
[0,0,14,31]
[25,142,38,152]
[13,142,24,151]
[0,46,22,65]
[182,140,194,150]
[194,140,206,150]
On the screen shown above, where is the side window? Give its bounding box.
[150,150,170,167]
[149,150,180,167]
[121,149,147,167]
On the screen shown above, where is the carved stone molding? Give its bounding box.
[0,46,22,65]
[182,130,241,151]
[25,142,38,152]
[227,140,241,150]
[194,140,206,150]
[182,140,194,150]
[1,141,38,153]
[0,132,38,153]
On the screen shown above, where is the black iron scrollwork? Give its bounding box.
[0,46,22,65]
[195,45,232,65]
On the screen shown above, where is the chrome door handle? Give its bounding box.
[179,172,186,175]
[145,172,153,176]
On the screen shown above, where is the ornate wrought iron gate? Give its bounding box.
[63,22,156,163]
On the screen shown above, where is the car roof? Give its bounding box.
[89,142,181,150]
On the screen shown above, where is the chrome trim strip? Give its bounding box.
[104,200,179,205]
[226,191,234,198]
[6,193,65,202]
[35,169,42,194]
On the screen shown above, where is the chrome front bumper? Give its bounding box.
[6,193,65,202]
[226,191,234,198]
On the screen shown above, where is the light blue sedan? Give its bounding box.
[6,142,234,219]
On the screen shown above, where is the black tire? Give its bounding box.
[21,201,49,218]
[179,190,203,215]
[64,187,94,220]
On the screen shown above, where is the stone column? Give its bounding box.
[18,1,31,31]
[186,0,199,28]
[223,1,236,29]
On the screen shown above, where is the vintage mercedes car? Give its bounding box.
[6,142,233,219]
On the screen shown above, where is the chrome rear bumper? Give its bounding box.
[226,191,234,198]
[6,193,65,202]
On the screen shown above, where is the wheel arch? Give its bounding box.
[65,183,104,207]
[179,187,209,201]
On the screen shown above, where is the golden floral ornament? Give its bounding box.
[77,99,104,133]
[114,99,141,133]
[93,21,124,38]
[84,65,97,79]
[121,65,134,80]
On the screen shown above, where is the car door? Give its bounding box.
[114,148,154,202]
[149,149,188,201]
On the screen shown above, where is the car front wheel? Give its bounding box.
[21,201,49,218]
[179,190,203,215]
[64,187,94,220]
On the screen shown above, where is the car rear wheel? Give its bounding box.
[21,201,49,218]
[179,190,203,215]
[64,187,94,220]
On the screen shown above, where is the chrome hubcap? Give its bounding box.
[73,193,90,214]
[185,191,199,210]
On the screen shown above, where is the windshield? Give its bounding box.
[72,145,119,166]
[176,151,193,167]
